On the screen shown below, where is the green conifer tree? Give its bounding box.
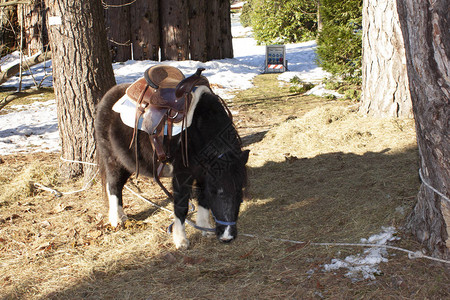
[316,0,363,83]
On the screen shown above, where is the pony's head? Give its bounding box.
[203,149,250,242]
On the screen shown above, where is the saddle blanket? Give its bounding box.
[112,85,211,136]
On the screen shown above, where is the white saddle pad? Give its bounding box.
[112,85,211,136]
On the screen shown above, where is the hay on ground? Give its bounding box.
[248,106,416,167]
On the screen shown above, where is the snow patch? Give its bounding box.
[323,227,400,281]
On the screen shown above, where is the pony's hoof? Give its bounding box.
[174,238,190,250]
[109,214,128,228]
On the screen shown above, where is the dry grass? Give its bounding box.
[1,77,449,299]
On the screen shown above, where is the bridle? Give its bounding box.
[211,211,237,227]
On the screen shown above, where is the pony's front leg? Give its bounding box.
[196,205,215,237]
[196,184,214,237]
[172,172,193,249]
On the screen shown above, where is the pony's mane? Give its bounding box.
[190,92,242,162]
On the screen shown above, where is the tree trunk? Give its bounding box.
[360,0,412,118]
[206,0,220,60]
[130,0,159,61]
[317,0,322,32]
[104,0,131,62]
[397,0,450,259]
[188,0,207,61]
[45,0,116,180]
[21,0,47,55]
[160,0,188,61]
[219,0,233,59]
[0,1,18,56]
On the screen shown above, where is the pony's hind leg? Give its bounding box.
[105,168,131,227]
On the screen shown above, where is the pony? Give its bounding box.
[95,83,249,249]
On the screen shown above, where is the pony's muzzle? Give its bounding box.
[216,225,237,243]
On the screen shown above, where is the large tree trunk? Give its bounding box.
[206,0,221,60]
[219,0,233,59]
[130,0,159,61]
[360,0,412,118]
[104,0,131,62]
[397,0,450,259]
[188,0,207,61]
[45,0,116,179]
[160,0,189,61]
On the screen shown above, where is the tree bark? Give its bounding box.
[188,0,207,61]
[104,0,131,62]
[317,0,322,32]
[20,0,47,55]
[45,0,116,179]
[219,0,233,59]
[160,0,188,61]
[360,0,412,118]
[206,0,220,60]
[130,0,159,61]
[397,0,450,259]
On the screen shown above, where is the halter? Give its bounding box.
[211,211,237,226]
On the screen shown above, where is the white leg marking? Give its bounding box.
[173,217,189,249]
[220,226,233,241]
[107,183,128,227]
[196,206,214,237]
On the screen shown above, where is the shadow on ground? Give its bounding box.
[6,146,446,300]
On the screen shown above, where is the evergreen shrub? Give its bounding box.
[241,0,317,45]
[316,0,363,83]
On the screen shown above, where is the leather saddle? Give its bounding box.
[126,65,210,194]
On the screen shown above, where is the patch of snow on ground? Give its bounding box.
[323,227,400,281]
[305,84,343,98]
[0,100,60,155]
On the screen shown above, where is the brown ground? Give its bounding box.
[0,74,449,299]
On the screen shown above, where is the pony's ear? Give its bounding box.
[241,150,250,164]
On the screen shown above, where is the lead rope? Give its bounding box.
[33,160,450,265]
[123,184,450,264]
